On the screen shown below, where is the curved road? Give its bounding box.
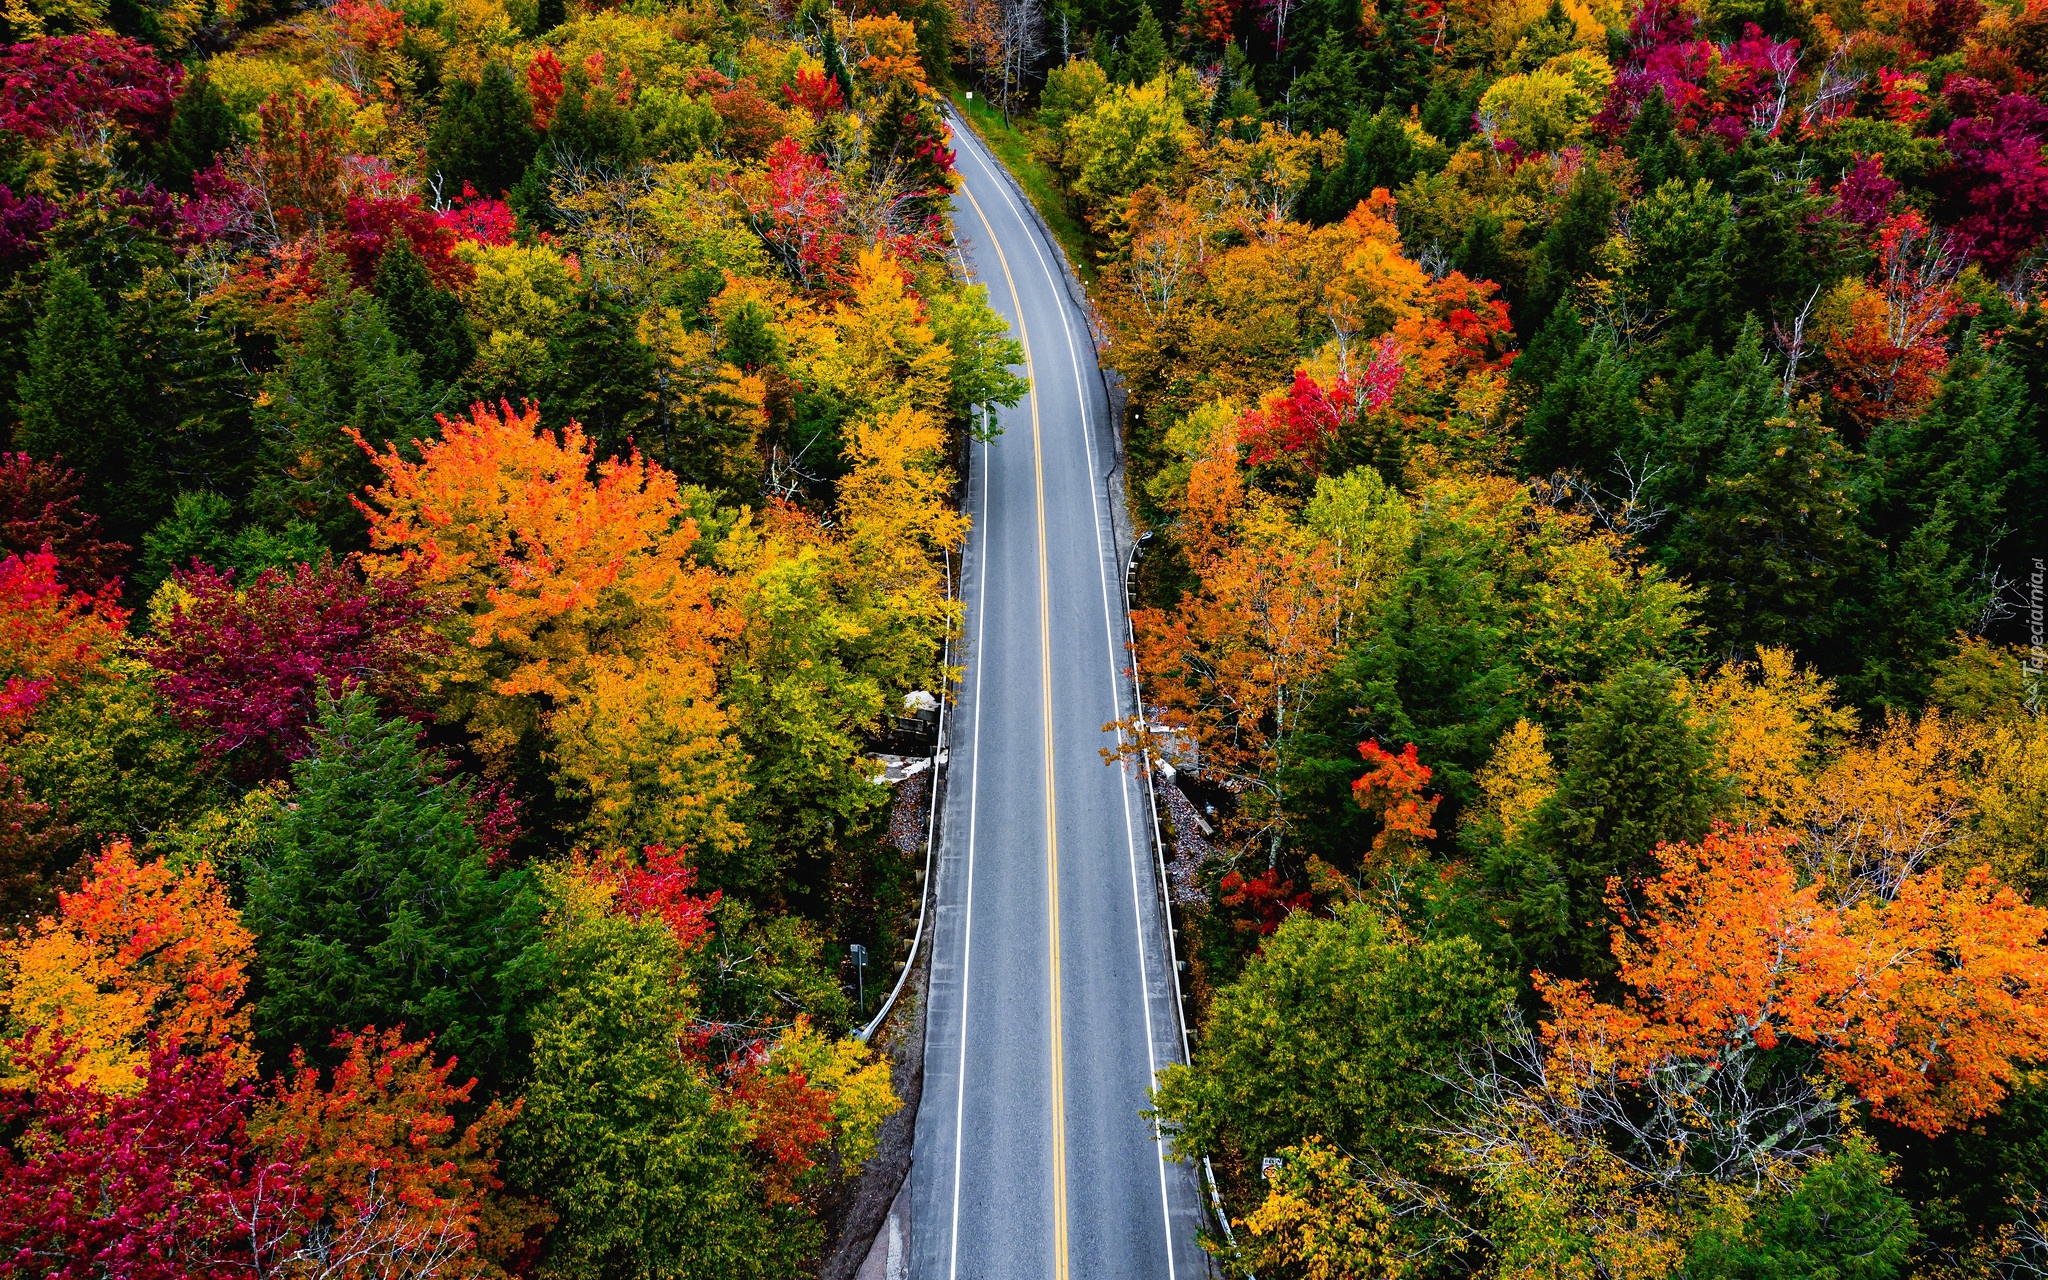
[910,110,1207,1279]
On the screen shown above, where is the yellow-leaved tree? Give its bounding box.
[358,400,747,853]
[0,840,253,1090]
[1687,645,1858,826]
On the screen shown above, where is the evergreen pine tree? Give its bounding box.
[1289,30,1360,135]
[1208,40,1262,137]
[1687,1141,1918,1278]
[1360,0,1430,109]
[534,287,656,460]
[1998,303,2048,574]
[1304,105,1427,223]
[1420,72,1482,143]
[1521,327,1645,475]
[15,259,144,539]
[546,64,646,168]
[158,71,239,192]
[1207,43,1236,135]
[119,267,256,513]
[1656,316,1779,502]
[428,61,541,197]
[372,237,477,389]
[1123,3,1168,83]
[1863,337,2022,564]
[1847,500,1972,708]
[821,20,855,102]
[506,890,779,1277]
[1502,663,1724,978]
[533,0,564,33]
[254,271,433,550]
[1623,87,1690,191]
[247,684,542,1086]
[1524,162,1618,334]
[1666,386,1870,656]
[1090,29,1117,77]
[1453,211,1514,303]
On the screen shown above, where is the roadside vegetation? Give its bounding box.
[953,0,2048,1272]
[0,0,1023,1272]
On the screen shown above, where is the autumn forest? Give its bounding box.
[0,0,2045,1267]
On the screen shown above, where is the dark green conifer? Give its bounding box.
[545,64,646,167]
[1500,664,1724,978]
[1661,329,1869,656]
[120,268,256,513]
[821,19,854,102]
[1303,106,1429,224]
[1623,87,1690,191]
[1123,3,1168,83]
[15,259,143,536]
[158,71,239,191]
[1521,326,1644,476]
[1359,0,1430,109]
[1524,162,1618,333]
[428,61,541,197]
[248,685,542,1086]
[372,237,477,389]
[1687,1141,1918,1279]
[532,288,656,460]
[254,271,433,550]
[1289,30,1359,135]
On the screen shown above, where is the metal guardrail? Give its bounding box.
[1122,534,1245,1266]
[857,546,950,1045]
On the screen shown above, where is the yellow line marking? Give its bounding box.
[959,173,1070,1280]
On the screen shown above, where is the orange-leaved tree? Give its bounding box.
[254,1024,533,1280]
[0,840,253,1090]
[1540,826,2048,1134]
[0,546,126,735]
[1352,740,1441,873]
[1122,416,1412,863]
[1124,416,1349,860]
[1799,705,1977,905]
[722,1014,901,1210]
[358,400,745,853]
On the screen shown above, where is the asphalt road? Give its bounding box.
[909,109,1208,1280]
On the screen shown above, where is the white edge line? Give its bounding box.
[947,367,995,1280]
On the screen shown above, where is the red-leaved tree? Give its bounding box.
[0,183,58,268]
[0,35,180,145]
[733,137,851,291]
[145,558,437,778]
[253,1026,523,1280]
[584,845,721,951]
[0,453,129,595]
[0,1035,304,1280]
[0,548,127,735]
[1237,338,1403,471]
[334,193,473,290]
[1935,76,2048,275]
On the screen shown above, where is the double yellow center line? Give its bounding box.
[958,174,1071,1280]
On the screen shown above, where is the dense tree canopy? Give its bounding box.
[5,0,2047,1267]
[0,7,987,1269]
[966,0,2048,1268]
